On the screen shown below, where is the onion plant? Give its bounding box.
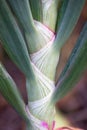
[0,0,87,130]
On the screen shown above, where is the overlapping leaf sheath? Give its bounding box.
[26,22,56,130]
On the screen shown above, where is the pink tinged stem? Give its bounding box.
[41,121,50,130]
[41,121,56,130]
[52,121,56,130]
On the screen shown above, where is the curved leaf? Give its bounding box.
[54,0,85,51]
[0,64,29,122]
[7,0,46,53]
[0,0,33,77]
[7,0,35,33]
[55,0,69,31]
[0,0,45,101]
[51,23,87,104]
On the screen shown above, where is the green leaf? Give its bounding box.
[55,0,69,31]
[0,64,29,122]
[7,0,35,33]
[54,0,85,51]
[59,23,87,80]
[51,22,87,104]
[0,0,34,77]
[0,0,45,102]
[29,0,43,22]
[7,0,46,53]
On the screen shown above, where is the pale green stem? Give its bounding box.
[42,0,60,31]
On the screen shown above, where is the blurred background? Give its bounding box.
[0,1,87,130]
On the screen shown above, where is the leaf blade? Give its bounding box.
[7,0,35,33]
[7,0,46,53]
[52,22,87,104]
[0,0,45,102]
[0,64,29,122]
[54,0,85,51]
[55,0,69,31]
[0,0,33,77]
